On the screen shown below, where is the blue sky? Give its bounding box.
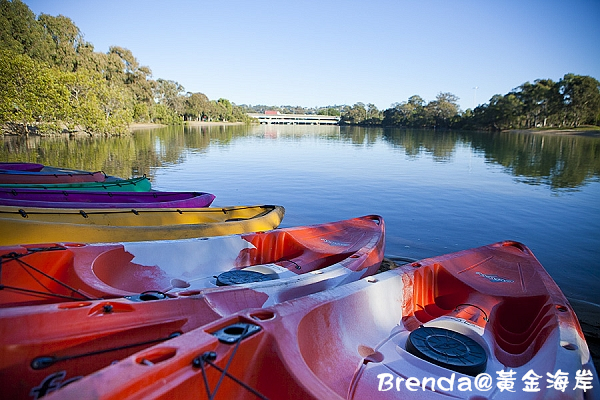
[23,0,600,111]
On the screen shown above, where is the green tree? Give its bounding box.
[425,92,460,128]
[513,79,561,128]
[0,50,68,132]
[559,74,600,127]
[108,46,154,104]
[183,92,211,121]
[150,103,181,125]
[366,103,382,125]
[57,68,105,131]
[215,98,233,121]
[317,107,340,116]
[153,78,185,115]
[37,13,83,72]
[341,103,367,124]
[0,0,52,63]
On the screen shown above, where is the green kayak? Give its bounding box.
[0,176,152,192]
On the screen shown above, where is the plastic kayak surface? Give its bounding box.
[0,204,285,246]
[0,176,152,192]
[45,241,598,400]
[0,162,44,172]
[0,170,106,184]
[0,216,386,400]
[0,188,215,209]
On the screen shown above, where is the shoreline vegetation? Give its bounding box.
[2,1,600,137]
[128,122,600,137]
[3,121,600,138]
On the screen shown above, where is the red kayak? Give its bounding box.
[0,216,385,400]
[0,188,216,209]
[46,241,598,400]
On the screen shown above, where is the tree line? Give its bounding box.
[244,74,600,131]
[322,75,600,131]
[1,0,599,135]
[0,0,252,135]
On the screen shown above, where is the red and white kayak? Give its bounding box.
[0,216,385,400]
[46,241,598,400]
[0,206,374,307]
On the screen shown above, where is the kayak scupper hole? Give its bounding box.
[250,310,275,321]
[138,291,167,301]
[560,341,578,351]
[555,304,568,312]
[212,323,261,344]
[177,289,202,297]
[223,326,246,336]
[135,347,178,366]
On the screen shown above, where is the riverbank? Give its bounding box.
[506,127,600,137]
[129,121,245,131]
[131,123,600,137]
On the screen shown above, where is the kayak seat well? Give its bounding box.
[241,230,353,274]
[89,247,172,294]
[408,262,559,368]
[489,295,556,367]
[411,263,475,322]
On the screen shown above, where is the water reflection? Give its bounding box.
[382,128,460,161]
[466,131,600,190]
[381,128,600,190]
[2,126,599,191]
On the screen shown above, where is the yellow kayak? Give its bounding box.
[0,205,285,245]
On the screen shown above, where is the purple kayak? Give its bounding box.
[0,189,216,209]
[0,162,44,172]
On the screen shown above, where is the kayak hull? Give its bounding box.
[46,241,598,400]
[0,216,386,400]
[0,170,106,184]
[0,204,285,247]
[0,214,379,307]
[0,176,152,192]
[0,162,44,172]
[0,189,216,208]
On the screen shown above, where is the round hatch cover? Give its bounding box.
[406,326,487,376]
[216,270,277,286]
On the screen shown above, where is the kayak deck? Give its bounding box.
[0,189,216,208]
[44,241,598,400]
[0,216,386,400]
[0,204,285,245]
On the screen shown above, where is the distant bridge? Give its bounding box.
[248,113,340,125]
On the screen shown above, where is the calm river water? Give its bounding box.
[2,124,599,315]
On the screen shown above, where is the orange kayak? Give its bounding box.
[0,216,385,400]
[0,211,378,308]
[47,241,598,400]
